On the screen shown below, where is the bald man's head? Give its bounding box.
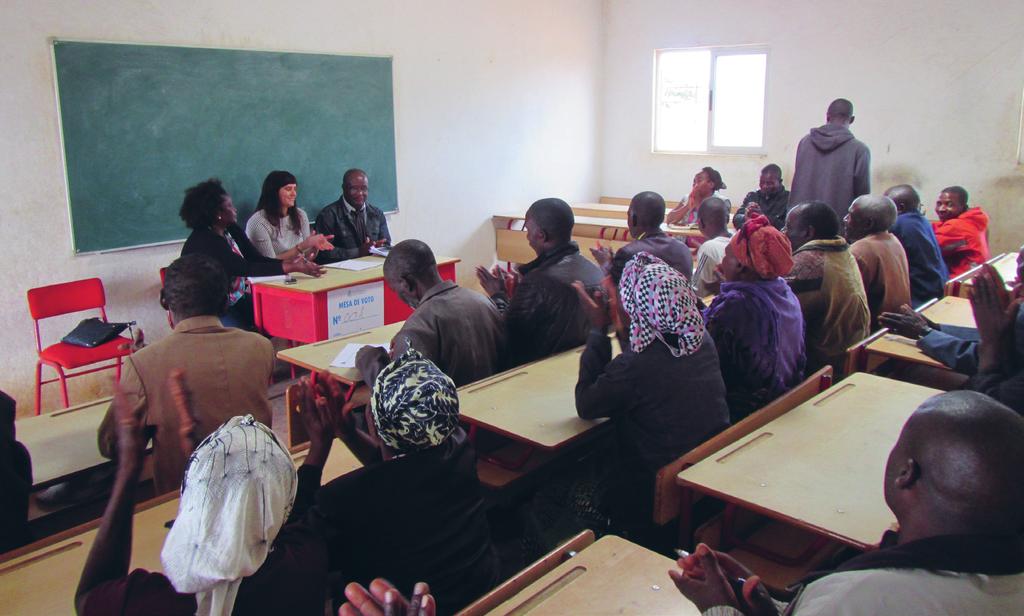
[885,391,1024,535]
[628,191,666,232]
[383,239,441,308]
[697,197,730,237]
[884,184,921,215]
[826,98,855,126]
[845,195,897,241]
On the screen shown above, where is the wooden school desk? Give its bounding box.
[486,535,698,615]
[493,213,703,242]
[864,296,974,370]
[677,373,941,550]
[458,344,612,451]
[251,255,458,343]
[16,397,112,489]
[571,202,628,220]
[0,441,362,615]
[276,321,405,385]
[950,250,1015,296]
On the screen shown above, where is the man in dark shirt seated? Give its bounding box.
[0,390,31,553]
[574,252,729,532]
[591,191,693,283]
[671,390,1024,614]
[476,197,602,366]
[316,168,392,261]
[885,184,948,306]
[373,239,505,386]
[322,346,499,614]
[732,164,791,230]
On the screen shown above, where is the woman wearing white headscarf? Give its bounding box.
[573,252,730,529]
[76,374,334,616]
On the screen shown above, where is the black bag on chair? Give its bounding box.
[61,317,130,348]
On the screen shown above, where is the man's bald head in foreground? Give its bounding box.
[697,196,730,237]
[628,191,667,234]
[884,184,921,215]
[845,195,897,241]
[383,239,441,308]
[826,98,855,126]
[885,391,1024,537]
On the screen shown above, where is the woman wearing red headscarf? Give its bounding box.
[703,215,806,422]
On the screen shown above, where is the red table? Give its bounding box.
[252,256,459,343]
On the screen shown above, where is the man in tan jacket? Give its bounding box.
[98,254,274,494]
[846,195,912,329]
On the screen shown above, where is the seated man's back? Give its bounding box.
[479,198,602,367]
[384,240,505,386]
[846,196,911,329]
[98,255,274,494]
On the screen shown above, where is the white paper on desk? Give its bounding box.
[331,343,389,368]
[247,275,289,283]
[324,260,382,271]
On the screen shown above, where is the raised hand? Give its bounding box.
[475,265,506,297]
[284,253,327,277]
[590,243,614,270]
[572,281,610,330]
[971,265,1022,373]
[167,369,200,458]
[111,383,147,476]
[339,579,435,616]
[669,544,777,615]
[297,375,337,467]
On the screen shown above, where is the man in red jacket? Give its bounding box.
[932,185,990,277]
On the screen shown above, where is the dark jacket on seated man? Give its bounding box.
[315,197,391,262]
[610,233,692,283]
[0,390,32,553]
[499,242,603,367]
[391,280,505,387]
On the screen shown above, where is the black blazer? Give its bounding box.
[180,224,284,278]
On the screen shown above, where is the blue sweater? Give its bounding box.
[891,211,949,306]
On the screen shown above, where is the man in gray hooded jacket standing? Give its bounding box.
[790,98,871,231]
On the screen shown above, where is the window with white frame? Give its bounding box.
[653,46,768,154]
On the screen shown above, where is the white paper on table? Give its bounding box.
[324,260,382,271]
[330,343,389,368]
[369,245,390,257]
[247,275,290,283]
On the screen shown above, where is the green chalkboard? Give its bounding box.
[53,41,398,253]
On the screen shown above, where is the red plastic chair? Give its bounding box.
[27,278,133,414]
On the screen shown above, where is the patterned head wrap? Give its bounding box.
[730,214,794,279]
[619,252,706,357]
[371,346,460,453]
[161,415,297,616]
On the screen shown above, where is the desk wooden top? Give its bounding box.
[571,202,629,220]
[252,256,460,294]
[276,321,405,385]
[962,252,1018,288]
[865,296,974,369]
[0,441,362,614]
[458,345,610,450]
[489,535,698,615]
[16,398,112,488]
[677,373,940,549]
[493,214,703,239]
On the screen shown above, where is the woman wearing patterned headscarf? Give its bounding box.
[313,347,499,615]
[574,252,729,533]
[704,214,806,422]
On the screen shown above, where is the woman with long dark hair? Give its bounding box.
[246,170,333,259]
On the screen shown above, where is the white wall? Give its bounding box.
[602,0,1024,245]
[0,0,604,414]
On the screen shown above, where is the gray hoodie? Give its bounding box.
[789,124,871,226]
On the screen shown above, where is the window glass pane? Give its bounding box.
[654,49,710,152]
[711,53,766,148]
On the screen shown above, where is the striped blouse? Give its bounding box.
[245,208,311,258]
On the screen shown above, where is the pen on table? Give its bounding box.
[675,549,747,598]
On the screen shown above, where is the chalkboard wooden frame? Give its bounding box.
[51,39,399,254]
